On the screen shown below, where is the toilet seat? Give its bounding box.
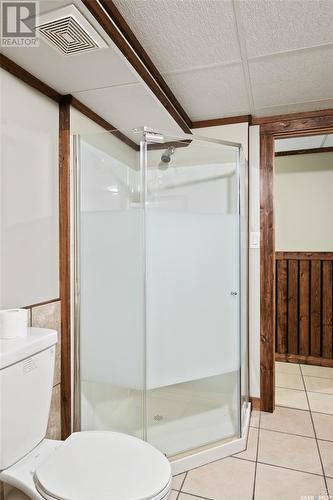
[34,431,172,500]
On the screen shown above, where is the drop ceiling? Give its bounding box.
[1,0,333,132]
[114,0,333,119]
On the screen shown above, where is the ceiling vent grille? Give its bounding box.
[36,5,108,56]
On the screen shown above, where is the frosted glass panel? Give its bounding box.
[78,140,145,437]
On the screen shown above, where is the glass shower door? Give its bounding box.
[75,133,145,439]
[144,133,242,457]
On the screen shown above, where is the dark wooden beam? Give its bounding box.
[276,353,333,368]
[260,132,275,413]
[0,53,61,102]
[276,252,333,261]
[252,108,333,126]
[59,96,72,439]
[81,0,192,134]
[275,146,333,157]
[192,115,251,129]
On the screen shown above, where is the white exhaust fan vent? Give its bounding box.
[36,5,108,56]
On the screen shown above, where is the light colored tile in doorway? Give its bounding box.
[300,364,333,379]
[276,362,300,374]
[169,491,179,500]
[260,406,314,437]
[308,392,333,415]
[275,387,308,410]
[318,440,333,478]
[254,463,327,500]
[275,371,304,390]
[304,376,333,394]
[182,457,255,500]
[258,429,322,474]
[312,412,333,441]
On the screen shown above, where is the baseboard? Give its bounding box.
[249,397,261,410]
[276,353,333,367]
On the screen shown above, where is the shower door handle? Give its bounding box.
[230,291,238,296]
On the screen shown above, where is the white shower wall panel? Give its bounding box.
[146,210,239,389]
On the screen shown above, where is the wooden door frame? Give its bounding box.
[255,109,333,412]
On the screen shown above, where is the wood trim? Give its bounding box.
[0,53,61,102]
[59,96,71,439]
[22,298,61,310]
[81,0,192,134]
[260,112,333,413]
[276,252,333,261]
[252,108,333,126]
[275,147,333,157]
[250,397,261,410]
[260,133,275,413]
[191,115,251,129]
[69,96,139,150]
[276,353,333,368]
[259,115,333,136]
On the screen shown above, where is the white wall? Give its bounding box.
[275,152,333,251]
[0,69,59,308]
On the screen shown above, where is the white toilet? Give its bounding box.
[0,328,172,500]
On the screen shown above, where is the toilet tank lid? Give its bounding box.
[0,328,57,369]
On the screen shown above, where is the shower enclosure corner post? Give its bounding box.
[140,133,148,443]
[73,134,82,433]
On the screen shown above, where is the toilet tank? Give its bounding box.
[0,328,57,470]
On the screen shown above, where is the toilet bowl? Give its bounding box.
[1,432,172,500]
[0,328,172,500]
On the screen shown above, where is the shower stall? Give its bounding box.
[73,127,249,473]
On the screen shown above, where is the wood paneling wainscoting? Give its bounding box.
[275,252,333,365]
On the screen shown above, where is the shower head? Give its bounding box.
[159,146,175,169]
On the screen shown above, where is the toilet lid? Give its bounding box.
[34,431,171,500]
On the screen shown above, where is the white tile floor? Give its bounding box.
[171,361,333,500]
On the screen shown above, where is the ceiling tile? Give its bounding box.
[113,0,241,72]
[249,46,333,109]
[237,0,333,58]
[164,64,250,120]
[275,136,325,152]
[254,99,333,118]
[73,83,183,140]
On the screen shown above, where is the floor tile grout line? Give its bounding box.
[179,490,214,500]
[256,460,327,478]
[252,406,261,500]
[299,362,330,496]
[259,426,316,440]
[276,385,305,392]
[176,471,188,500]
[275,404,309,411]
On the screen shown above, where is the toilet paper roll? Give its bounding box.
[0,309,28,339]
